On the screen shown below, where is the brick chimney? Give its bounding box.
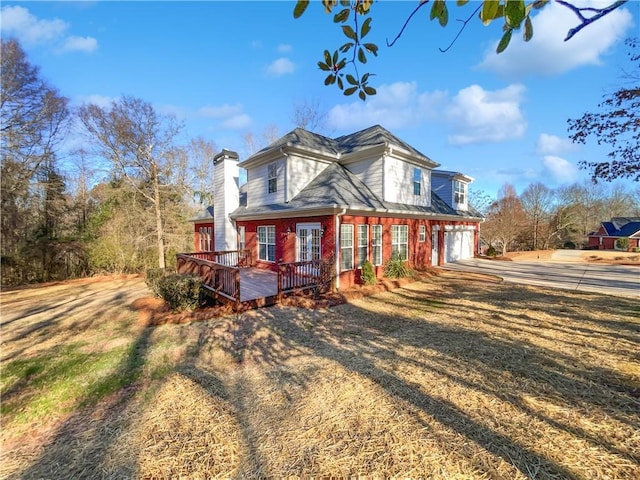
[213,149,240,251]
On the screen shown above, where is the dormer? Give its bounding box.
[431,170,473,211]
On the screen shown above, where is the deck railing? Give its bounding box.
[179,249,253,267]
[277,258,334,299]
[176,253,241,306]
[176,252,334,309]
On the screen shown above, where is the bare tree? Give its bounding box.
[1,38,71,284]
[482,184,526,255]
[520,182,554,250]
[77,96,185,269]
[290,97,331,134]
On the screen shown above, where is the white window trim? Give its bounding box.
[257,225,276,262]
[268,162,278,194]
[372,224,383,266]
[340,224,354,272]
[419,225,426,243]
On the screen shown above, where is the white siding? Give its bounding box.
[213,155,239,251]
[245,158,286,207]
[383,156,430,207]
[346,157,384,198]
[286,155,330,201]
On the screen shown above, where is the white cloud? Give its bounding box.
[327,81,446,130]
[536,133,579,155]
[59,35,98,53]
[198,104,244,118]
[444,84,527,145]
[543,155,578,183]
[220,114,252,130]
[0,5,98,53]
[277,43,293,53]
[74,94,116,108]
[266,57,295,77]
[477,0,634,77]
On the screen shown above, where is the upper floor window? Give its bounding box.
[454,180,466,204]
[268,163,277,194]
[413,167,422,196]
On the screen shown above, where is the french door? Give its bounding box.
[296,223,322,262]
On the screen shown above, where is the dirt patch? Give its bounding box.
[505,250,555,261]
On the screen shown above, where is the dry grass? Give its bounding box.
[1,272,639,479]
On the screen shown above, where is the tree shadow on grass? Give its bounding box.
[13,326,153,480]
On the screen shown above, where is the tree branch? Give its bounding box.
[556,0,628,41]
[386,1,431,47]
[440,4,483,53]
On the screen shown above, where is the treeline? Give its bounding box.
[1,39,215,287]
[479,182,639,255]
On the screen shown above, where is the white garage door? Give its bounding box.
[444,230,474,263]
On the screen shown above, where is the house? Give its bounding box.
[189,205,214,252]
[587,217,640,250]
[196,125,483,290]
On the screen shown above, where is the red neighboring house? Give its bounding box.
[587,217,640,250]
[198,125,484,289]
[190,205,214,252]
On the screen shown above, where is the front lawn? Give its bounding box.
[1,272,638,479]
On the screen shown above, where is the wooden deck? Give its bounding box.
[239,268,278,302]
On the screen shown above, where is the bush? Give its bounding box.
[145,268,169,297]
[384,256,409,279]
[360,260,376,285]
[615,237,629,251]
[486,245,498,257]
[632,247,640,253]
[156,273,203,311]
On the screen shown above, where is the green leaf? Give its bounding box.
[324,74,335,86]
[346,74,358,86]
[364,43,378,56]
[430,0,443,21]
[481,0,500,25]
[332,50,339,65]
[497,29,512,53]
[523,16,533,42]
[337,76,344,90]
[336,58,347,70]
[342,25,357,41]
[334,8,350,23]
[505,0,526,28]
[457,0,469,5]
[344,86,358,96]
[318,61,331,71]
[358,47,367,64]
[438,2,449,27]
[363,86,377,96]
[324,50,332,66]
[362,72,370,82]
[361,17,372,38]
[293,0,309,18]
[359,90,366,101]
[339,42,353,53]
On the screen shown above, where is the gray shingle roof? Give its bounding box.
[231,163,482,220]
[189,205,214,222]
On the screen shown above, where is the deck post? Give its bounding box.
[234,268,241,310]
[277,265,283,304]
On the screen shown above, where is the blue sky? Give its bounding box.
[1,1,637,197]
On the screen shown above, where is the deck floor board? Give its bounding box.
[239,268,278,302]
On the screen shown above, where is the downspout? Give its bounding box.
[334,208,347,290]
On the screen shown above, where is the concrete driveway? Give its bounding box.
[442,258,640,297]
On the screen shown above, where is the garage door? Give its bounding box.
[444,230,474,263]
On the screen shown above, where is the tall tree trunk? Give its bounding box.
[153,165,166,269]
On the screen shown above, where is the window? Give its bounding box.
[199,226,211,251]
[454,180,466,204]
[257,226,276,262]
[340,224,354,271]
[391,225,408,261]
[413,167,422,196]
[419,225,426,243]
[238,226,245,251]
[268,163,277,194]
[357,225,369,268]
[372,225,382,266]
